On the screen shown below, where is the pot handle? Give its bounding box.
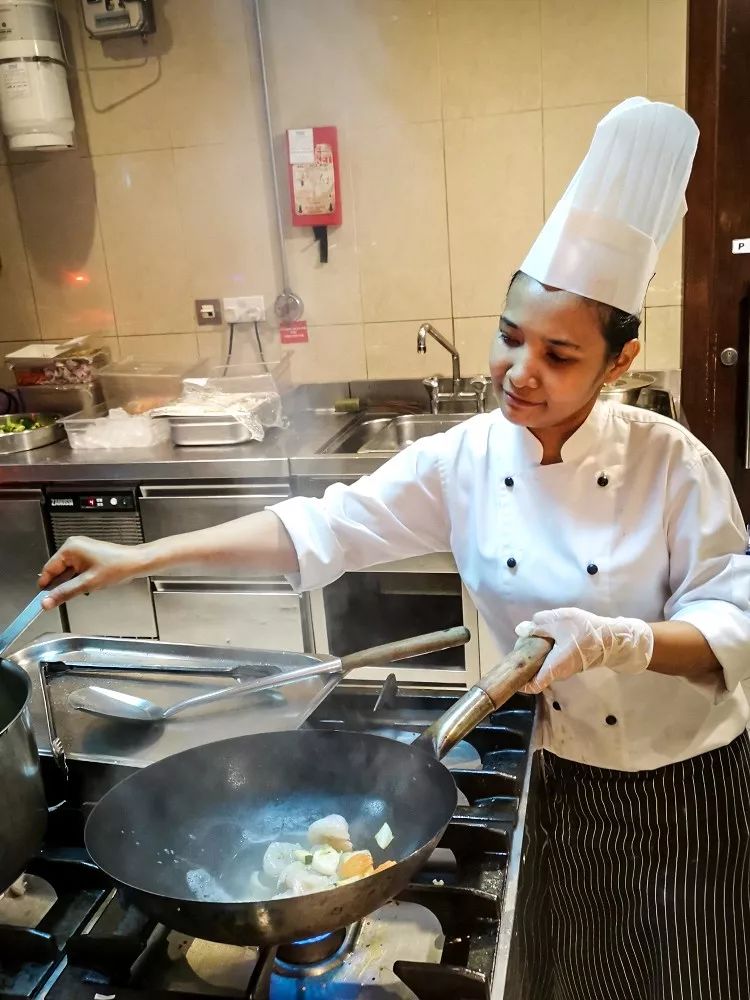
[413,637,552,760]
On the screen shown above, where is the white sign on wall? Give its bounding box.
[731,238,750,254]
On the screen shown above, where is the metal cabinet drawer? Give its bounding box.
[140,483,291,578]
[152,581,307,652]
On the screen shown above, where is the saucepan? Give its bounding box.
[84,635,551,996]
[599,372,655,405]
[0,573,72,891]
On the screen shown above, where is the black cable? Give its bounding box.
[254,320,269,371]
[223,322,236,375]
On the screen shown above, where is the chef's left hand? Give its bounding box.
[514,608,654,694]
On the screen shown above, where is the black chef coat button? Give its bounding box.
[587,563,599,575]
[504,476,514,488]
[605,715,617,726]
[506,557,517,569]
[552,701,562,711]
[597,474,609,487]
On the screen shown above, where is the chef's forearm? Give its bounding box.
[647,621,722,677]
[141,510,300,576]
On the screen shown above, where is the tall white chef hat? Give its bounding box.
[520,97,699,316]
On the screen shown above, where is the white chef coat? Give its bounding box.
[270,400,750,771]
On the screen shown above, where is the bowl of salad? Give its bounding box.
[0,413,64,455]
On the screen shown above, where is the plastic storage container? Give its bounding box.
[98,359,205,415]
[61,404,170,450]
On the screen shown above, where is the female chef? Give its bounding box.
[40,99,750,999]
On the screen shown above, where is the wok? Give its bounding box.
[85,635,551,993]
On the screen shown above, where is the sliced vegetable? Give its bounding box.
[375,822,394,850]
[374,860,397,874]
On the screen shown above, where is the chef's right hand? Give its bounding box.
[39,536,151,608]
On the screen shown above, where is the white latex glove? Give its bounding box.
[514,608,654,694]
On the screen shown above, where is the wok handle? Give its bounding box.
[337,626,471,673]
[413,636,551,760]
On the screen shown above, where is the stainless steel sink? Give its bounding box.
[318,414,470,455]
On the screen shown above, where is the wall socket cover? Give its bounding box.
[195,298,222,326]
[222,296,266,323]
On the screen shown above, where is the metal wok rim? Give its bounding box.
[84,729,458,906]
[0,659,33,737]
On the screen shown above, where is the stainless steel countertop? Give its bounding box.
[0,414,350,483]
[0,372,682,484]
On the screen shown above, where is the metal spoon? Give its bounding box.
[67,627,470,723]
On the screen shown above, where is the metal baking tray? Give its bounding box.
[0,413,63,454]
[167,415,257,447]
[9,635,340,768]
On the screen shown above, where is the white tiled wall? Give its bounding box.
[0,0,687,383]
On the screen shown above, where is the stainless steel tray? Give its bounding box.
[0,414,63,454]
[167,415,257,447]
[8,635,340,768]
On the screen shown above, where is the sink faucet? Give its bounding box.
[416,323,461,390]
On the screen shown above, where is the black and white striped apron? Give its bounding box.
[513,731,750,1000]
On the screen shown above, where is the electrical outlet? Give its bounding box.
[222,296,265,323]
[195,298,222,326]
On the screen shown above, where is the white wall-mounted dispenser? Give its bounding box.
[0,0,74,151]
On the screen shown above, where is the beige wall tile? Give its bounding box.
[446,111,543,318]
[282,130,363,326]
[197,325,282,368]
[0,168,39,343]
[648,1,687,97]
[351,122,451,322]
[173,144,278,322]
[541,0,647,108]
[365,319,454,379]
[644,305,682,369]
[117,332,199,364]
[542,102,618,214]
[287,325,367,384]
[94,150,193,336]
[453,317,496,375]
[75,66,172,157]
[265,0,440,131]
[439,1,541,119]
[162,0,265,149]
[646,221,683,307]
[69,0,259,155]
[12,157,116,341]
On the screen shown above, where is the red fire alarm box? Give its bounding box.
[286,126,341,262]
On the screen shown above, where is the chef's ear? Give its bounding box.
[606,339,641,381]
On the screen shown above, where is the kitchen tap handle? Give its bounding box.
[422,375,440,415]
[470,375,492,413]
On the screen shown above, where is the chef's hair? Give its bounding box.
[509,270,641,360]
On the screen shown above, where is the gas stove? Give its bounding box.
[0,681,535,1000]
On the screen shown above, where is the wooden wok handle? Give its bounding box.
[476,636,552,708]
[338,626,471,673]
[413,636,551,760]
